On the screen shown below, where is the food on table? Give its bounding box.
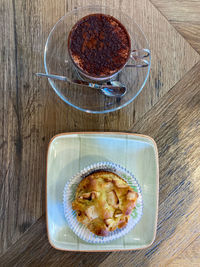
[72,171,138,236]
[68,13,131,78]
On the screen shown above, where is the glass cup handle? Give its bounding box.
[127,48,150,68]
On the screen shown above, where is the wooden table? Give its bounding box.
[1,0,200,266]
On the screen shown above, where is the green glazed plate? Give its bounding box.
[46,132,159,251]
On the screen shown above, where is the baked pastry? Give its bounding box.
[72,171,138,236]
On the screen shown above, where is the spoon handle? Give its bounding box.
[35,72,126,97]
[35,73,68,82]
[35,73,102,89]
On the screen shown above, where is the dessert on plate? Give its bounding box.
[72,170,138,236]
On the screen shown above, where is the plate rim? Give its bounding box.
[46,131,159,252]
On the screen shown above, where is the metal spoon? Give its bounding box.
[35,73,127,97]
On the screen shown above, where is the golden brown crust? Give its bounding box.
[72,171,138,236]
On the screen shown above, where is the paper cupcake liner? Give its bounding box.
[63,162,143,244]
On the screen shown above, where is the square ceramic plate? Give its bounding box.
[46,132,159,251]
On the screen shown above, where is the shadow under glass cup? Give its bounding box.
[44,6,151,113]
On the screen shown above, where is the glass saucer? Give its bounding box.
[44,5,151,113]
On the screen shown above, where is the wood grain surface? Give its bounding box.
[150,0,200,54]
[168,235,200,266]
[0,0,200,266]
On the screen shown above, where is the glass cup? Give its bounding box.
[44,5,151,113]
[70,46,150,82]
[67,14,150,82]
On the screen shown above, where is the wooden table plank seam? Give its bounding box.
[150,0,200,54]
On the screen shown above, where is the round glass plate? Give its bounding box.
[44,6,151,113]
